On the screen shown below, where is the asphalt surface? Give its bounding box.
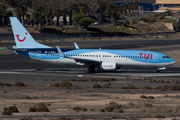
[1,39,180,70]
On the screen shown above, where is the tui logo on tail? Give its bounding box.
[16,32,27,42]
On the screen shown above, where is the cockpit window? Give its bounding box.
[163,56,169,58]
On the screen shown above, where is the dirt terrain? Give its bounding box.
[1,80,180,120]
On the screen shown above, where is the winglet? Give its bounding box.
[74,42,80,49]
[56,46,65,58]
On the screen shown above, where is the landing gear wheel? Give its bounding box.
[157,70,160,73]
[88,67,95,73]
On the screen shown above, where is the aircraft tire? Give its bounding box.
[88,67,95,73]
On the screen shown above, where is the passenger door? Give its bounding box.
[153,54,158,62]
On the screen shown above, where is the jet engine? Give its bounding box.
[100,62,116,71]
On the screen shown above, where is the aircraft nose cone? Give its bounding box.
[170,59,176,64]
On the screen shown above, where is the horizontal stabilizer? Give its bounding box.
[7,47,28,52]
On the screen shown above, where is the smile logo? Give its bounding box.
[16,32,27,42]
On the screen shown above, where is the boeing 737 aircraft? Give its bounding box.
[10,17,176,72]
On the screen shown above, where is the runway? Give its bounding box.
[0,39,180,86]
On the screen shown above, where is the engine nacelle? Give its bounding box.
[100,62,116,71]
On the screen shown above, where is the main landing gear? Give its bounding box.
[88,66,95,73]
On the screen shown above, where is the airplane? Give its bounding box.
[9,17,176,73]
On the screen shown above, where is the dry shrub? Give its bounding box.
[144,77,153,80]
[165,81,170,83]
[57,117,71,120]
[140,95,147,99]
[90,78,116,82]
[19,117,33,120]
[75,79,89,82]
[36,103,49,112]
[108,102,122,109]
[2,106,19,115]
[122,84,137,89]
[144,103,152,107]
[173,105,180,113]
[152,80,158,83]
[158,80,165,83]
[73,106,81,111]
[162,85,169,91]
[0,81,12,86]
[92,83,102,88]
[153,114,165,118]
[14,81,25,86]
[20,95,31,99]
[147,96,155,99]
[82,108,87,111]
[143,86,152,90]
[105,106,113,112]
[140,95,154,99]
[75,78,116,82]
[100,109,105,112]
[169,85,180,91]
[2,110,12,115]
[29,103,49,112]
[53,83,59,87]
[59,82,72,87]
[175,81,180,84]
[156,86,162,89]
[127,102,135,108]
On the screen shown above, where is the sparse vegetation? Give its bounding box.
[20,95,37,99]
[20,95,31,99]
[140,95,147,99]
[153,114,166,118]
[140,95,154,99]
[127,102,135,108]
[2,106,19,115]
[143,86,152,90]
[144,103,153,107]
[92,83,102,88]
[44,79,56,81]
[75,78,116,82]
[14,81,25,86]
[100,109,105,112]
[169,85,180,91]
[175,81,180,84]
[53,83,59,87]
[59,82,72,88]
[82,107,87,111]
[29,103,49,112]
[19,117,33,120]
[122,84,137,89]
[105,106,113,112]
[90,108,95,111]
[0,81,12,86]
[73,106,81,111]
[119,110,123,113]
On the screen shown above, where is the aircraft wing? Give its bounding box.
[72,57,101,66]
[56,46,101,66]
